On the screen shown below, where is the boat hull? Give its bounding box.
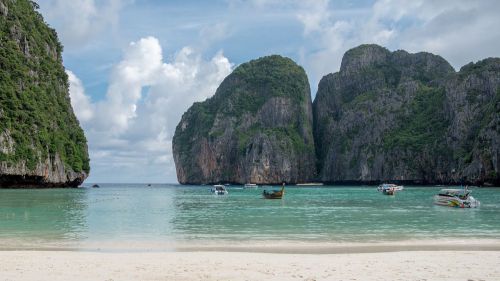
[262,193,283,199]
[210,185,228,195]
[262,185,285,199]
[433,195,480,208]
[382,189,395,195]
[262,189,284,199]
[212,191,228,195]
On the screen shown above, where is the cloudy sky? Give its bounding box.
[37,0,500,183]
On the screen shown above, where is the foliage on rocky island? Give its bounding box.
[173,55,316,184]
[313,44,499,186]
[174,44,499,186]
[0,0,89,187]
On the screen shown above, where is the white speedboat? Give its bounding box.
[211,185,228,195]
[244,183,258,188]
[377,183,404,192]
[434,187,480,208]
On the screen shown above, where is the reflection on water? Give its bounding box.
[1,184,499,245]
[170,185,500,242]
[0,188,88,241]
[84,185,175,241]
[171,187,301,241]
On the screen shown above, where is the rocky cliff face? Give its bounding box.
[0,0,89,187]
[173,55,316,184]
[313,44,499,186]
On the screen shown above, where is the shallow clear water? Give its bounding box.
[1,184,499,244]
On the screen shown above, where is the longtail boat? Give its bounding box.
[263,183,285,199]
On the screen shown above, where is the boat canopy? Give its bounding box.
[213,185,225,190]
[438,189,469,196]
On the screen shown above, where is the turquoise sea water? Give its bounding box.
[0,184,499,246]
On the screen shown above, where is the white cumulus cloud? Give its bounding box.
[92,36,164,133]
[67,70,94,123]
[69,36,233,183]
[38,0,127,47]
[287,0,500,95]
[296,0,330,35]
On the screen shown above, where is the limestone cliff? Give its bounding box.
[313,44,499,186]
[0,0,89,187]
[173,55,316,184]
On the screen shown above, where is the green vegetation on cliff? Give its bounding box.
[0,0,89,173]
[236,125,312,155]
[313,44,499,185]
[384,85,449,151]
[229,55,308,103]
[173,55,316,184]
[230,56,313,156]
[175,55,313,161]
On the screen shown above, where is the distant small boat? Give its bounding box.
[296,183,323,186]
[434,186,480,208]
[377,183,403,192]
[92,184,100,188]
[263,183,285,199]
[210,185,228,195]
[244,183,258,188]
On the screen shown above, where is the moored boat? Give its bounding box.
[263,183,285,199]
[377,183,404,192]
[296,183,324,186]
[211,185,228,195]
[244,183,258,188]
[382,188,395,195]
[434,187,480,208]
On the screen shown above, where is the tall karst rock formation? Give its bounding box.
[173,55,316,184]
[0,0,89,187]
[313,44,499,186]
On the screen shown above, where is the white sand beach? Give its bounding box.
[1,248,499,281]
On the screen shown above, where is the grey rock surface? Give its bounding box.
[313,44,499,186]
[173,55,316,184]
